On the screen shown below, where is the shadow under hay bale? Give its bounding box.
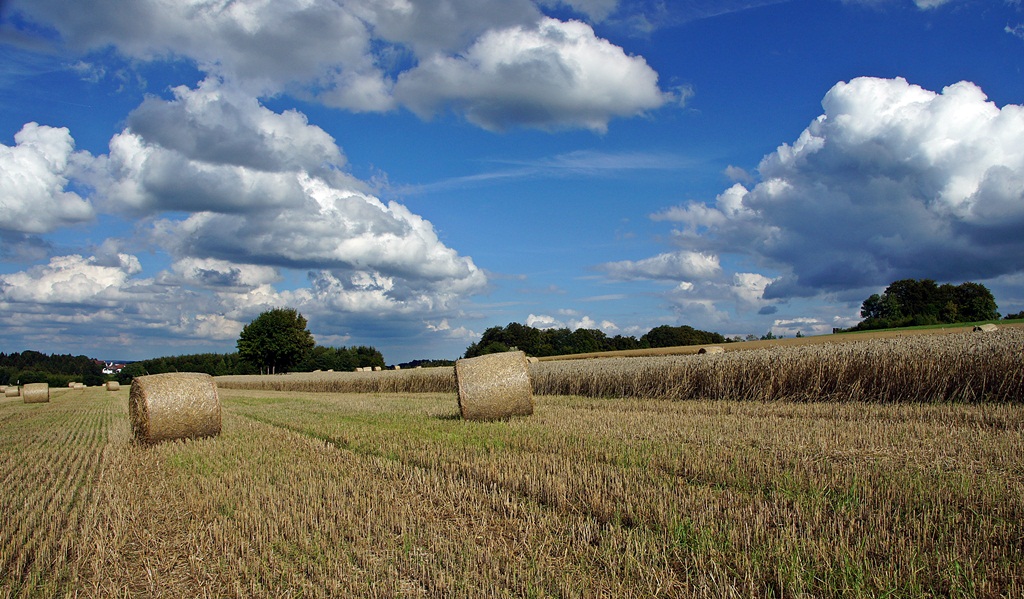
[455,351,533,421]
[5,386,19,398]
[106,381,120,391]
[698,346,725,354]
[129,372,221,444]
[23,383,49,403]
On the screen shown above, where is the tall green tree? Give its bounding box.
[236,308,315,374]
[854,279,999,330]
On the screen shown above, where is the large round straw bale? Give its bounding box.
[455,351,533,421]
[68,382,77,388]
[129,373,221,443]
[23,383,49,403]
[373,366,382,372]
[5,386,19,398]
[698,346,725,355]
[973,324,998,332]
[74,383,85,389]
[106,381,120,391]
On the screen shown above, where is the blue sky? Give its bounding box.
[1,0,1023,363]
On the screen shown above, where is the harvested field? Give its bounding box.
[1,384,1022,597]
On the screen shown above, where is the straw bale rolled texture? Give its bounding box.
[455,351,534,421]
[129,373,221,443]
[5,386,19,398]
[698,346,725,354]
[106,381,120,391]
[22,383,49,403]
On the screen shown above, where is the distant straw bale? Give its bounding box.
[5,386,19,398]
[106,381,120,391]
[455,351,534,421]
[23,383,49,404]
[974,324,998,332]
[74,383,85,389]
[373,366,382,372]
[129,372,221,444]
[698,346,725,355]
[68,382,77,388]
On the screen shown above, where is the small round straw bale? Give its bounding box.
[129,373,221,443]
[455,351,534,421]
[5,386,20,398]
[106,381,120,391]
[23,382,49,403]
[698,346,725,354]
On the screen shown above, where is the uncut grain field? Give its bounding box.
[2,329,1023,597]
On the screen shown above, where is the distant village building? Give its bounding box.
[101,361,126,375]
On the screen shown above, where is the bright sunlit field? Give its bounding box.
[2,330,1023,597]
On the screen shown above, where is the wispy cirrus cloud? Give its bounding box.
[390,149,697,195]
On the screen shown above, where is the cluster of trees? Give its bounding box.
[0,351,105,387]
[234,308,385,374]
[464,323,726,358]
[853,279,999,331]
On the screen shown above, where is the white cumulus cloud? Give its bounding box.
[13,1,671,131]
[394,17,670,131]
[653,76,1024,298]
[0,123,95,234]
[598,250,721,281]
[0,253,141,306]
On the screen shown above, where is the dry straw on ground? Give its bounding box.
[455,350,534,421]
[106,381,120,391]
[129,372,221,443]
[22,383,49,404]
[5,386,19,398]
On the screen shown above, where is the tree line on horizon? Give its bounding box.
[0,351,106,388]
[463,323,728,358]
[3,280,1016,386]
